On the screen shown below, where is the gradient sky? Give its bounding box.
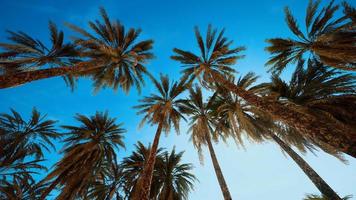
[0,0,355,199]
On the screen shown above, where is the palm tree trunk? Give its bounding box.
[131,122,163,200]
[209,70,356,157]
[0,62,100,89]
[205,133,233,200]
[268,132,342,200]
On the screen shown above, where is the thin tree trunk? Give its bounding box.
[210,70,356,157]
[268,132,342,200]
[205,133,233,200]
[131,122,163,200]
[0,62,100,89]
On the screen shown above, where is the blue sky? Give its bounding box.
[0,0,355,199]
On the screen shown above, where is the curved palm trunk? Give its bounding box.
[0,62,100,89]
[210,70,356,157]
[268,132,342,200]
[131,122,163,200]
[205,134,233,200]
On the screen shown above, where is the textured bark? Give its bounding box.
[131,123,163,200]
[205,133,233,200]
[210,70,356,157]
[0,62,100,89]
[269,132,342,200]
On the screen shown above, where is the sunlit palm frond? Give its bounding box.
[181,85,231,160]
[0,22,78,72]
[266,0,356,73]
[0,108,58,181]
[121,142,165,199]
[134,74,187,134]
[157,148,196,200]
[264,58,355,159]
[41,111,125,200]
[67,7,154,93]
[121,142,196,200]
[171,25,245,89]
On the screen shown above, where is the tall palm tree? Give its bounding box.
[40,111,126,200]
[0,8,154,92]
[265,0,356,72]
[121,142,196,200]
[0,108,59,180]
[171,25,356,157]
[133,74,187,200]
[157,147,196,200]
[215,72,344,199]
[121,142,165,199]
[181,86,232,200]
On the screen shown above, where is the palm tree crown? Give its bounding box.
[134,74,187,133]
[41,111,126,200]
[266,0,356,73]
[171,25,245,88]
[0,22,78,74]
[181,86,230,155]
[121,142,165,199]
[0,108,58,180]
[267,59,356,127]
[121,142,196,200]
[68,7,154,92]
[214,73,273,145]
[0,175,48,200]
[157,148,196,200]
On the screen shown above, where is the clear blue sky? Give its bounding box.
[0,0,355,199]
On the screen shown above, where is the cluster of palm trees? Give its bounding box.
[0,110,196,199]
[0,0,355,199]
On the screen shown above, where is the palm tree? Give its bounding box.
[121,142,196,200]
[0,8,154,91]
[120,142,165,199]
[0,175,48,200]
[303,194,352,200]
[265,0,356,72]
[0,108,57,200]
[0,22,79,89]
[267,59,356,137]
[157,147,196,200]
[0,156,44,200]
[0,108,59,180]
[85,161,126,200]
[181,86,232,200]
[133,74,187,200]
[215,72,344,199]
[171,25,356,157]
[40,111,126,200]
